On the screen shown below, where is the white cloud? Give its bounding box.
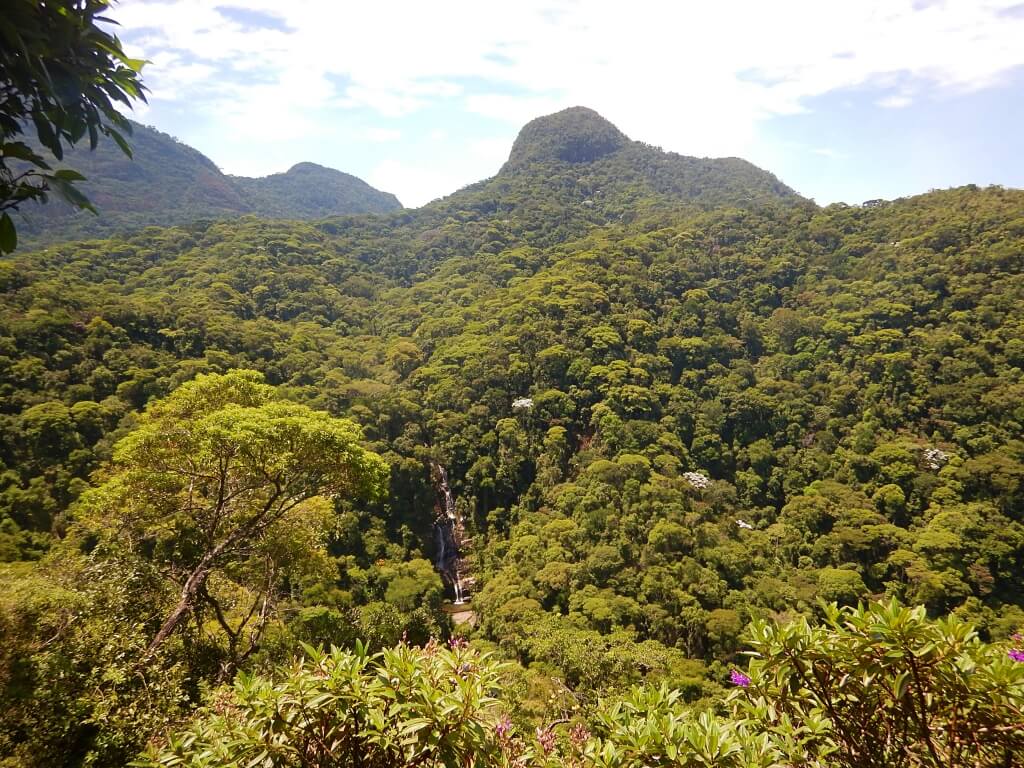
[464,94,566,126]
[469,137,516,163]
[878,95,914,108]
[363,127,403,143]
[111,0,1024,204]
[368,158,474,207]
[367,137,517,205]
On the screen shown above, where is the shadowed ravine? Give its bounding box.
[431,463,474,608]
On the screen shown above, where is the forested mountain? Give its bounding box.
[229,161,402,218]
[12,121,402,246]
[434,107,801,255]
[498,107,797,204]
[2,108,1023,766]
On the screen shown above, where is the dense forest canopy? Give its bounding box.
[1,105,1023,766]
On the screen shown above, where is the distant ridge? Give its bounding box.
[230,162,401,219]
[19,107,799,249]
[495,106,800,204]
[16,121,402,247]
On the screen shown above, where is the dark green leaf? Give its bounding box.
[107,128,133,158]
[0,212,16,253]
[53,169,87,182]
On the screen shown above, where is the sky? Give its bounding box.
[110,0,1024,207]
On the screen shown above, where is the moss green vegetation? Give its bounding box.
[1,107,1023,765]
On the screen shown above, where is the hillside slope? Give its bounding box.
[3,181,1022,621]
[231,162,402,218]
[14,121,402,245]
[499,106,797,205]
[1,108,1023,745]
[412,107,801,255]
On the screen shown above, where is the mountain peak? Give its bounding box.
[504,106,628,169]
[285,161,330,174]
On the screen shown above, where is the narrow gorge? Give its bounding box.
[431,463,475,621]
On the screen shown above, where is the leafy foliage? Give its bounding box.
[140,603,1024,768]
[81,369,389,658]
[0,556,192,767]
[1,372,390,766]
[138,639,510,768]
[0,0,146,252]
[739,599,1024,767]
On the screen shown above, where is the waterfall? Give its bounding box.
[432,462,471,605]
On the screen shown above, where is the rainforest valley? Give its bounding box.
[2,106,1024,767]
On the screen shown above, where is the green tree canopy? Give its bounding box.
[78,370,388,660]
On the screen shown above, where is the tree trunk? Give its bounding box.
[144,506,282,658]
[145,556,214,656]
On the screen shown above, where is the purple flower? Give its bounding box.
[569,723,591,747]
[1009,649,1024,663]
[535,727,557,755]
[495,716,513,739]
[730,668,751,687]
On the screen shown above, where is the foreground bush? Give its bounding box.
[138,639,511,768]
[738,599,1024,767]
[141,601,1024,768]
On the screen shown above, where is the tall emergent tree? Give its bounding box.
[78,370,389,665]
[0,0,146,253]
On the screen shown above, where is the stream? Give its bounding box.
[432,463,472,606]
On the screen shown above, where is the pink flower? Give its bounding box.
[1009,649,1024,663]
[535,727,557,755]
[730,669,751,687]
[569,723,591,747]
[495,716,513,739]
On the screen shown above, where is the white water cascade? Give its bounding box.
[432,463,472,605]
